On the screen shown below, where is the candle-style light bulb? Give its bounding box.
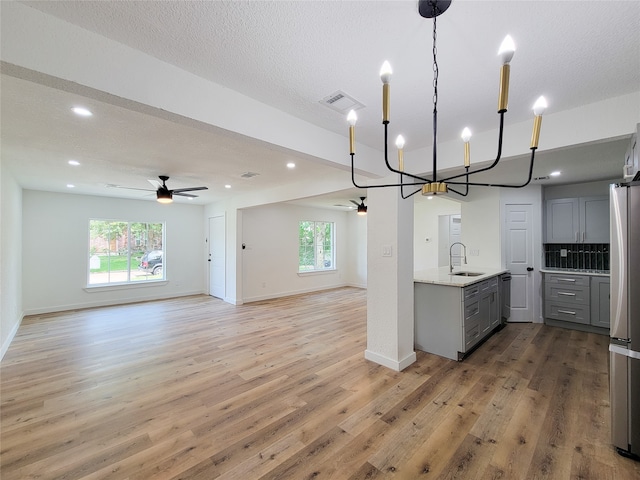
[380,61,392,123]
[461,127,472,167]
[395,134,405,171]
[380,61,392,84]
[532,96,548,116]
[347,110,357,154]
[498,35,516,65]
[347,109,358,126]
[497,36,515,113]
[530,96,548,149]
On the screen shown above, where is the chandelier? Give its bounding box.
[347,0,547,198]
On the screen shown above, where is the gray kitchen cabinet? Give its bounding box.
[545,195,609,243]
[544,273,591,325]
[542,272,610,333]
[415,275,500,361]
[546,198,579,243]
[590,277,610,328]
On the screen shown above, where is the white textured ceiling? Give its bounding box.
[2,0,639,207]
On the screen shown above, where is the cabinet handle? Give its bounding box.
[557,278,576,282]
[575,232,579,242]
[558,292,576,296]
[582,232,586,242]
[558,309,576,315]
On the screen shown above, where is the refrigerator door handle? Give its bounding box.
[610,185,628,340]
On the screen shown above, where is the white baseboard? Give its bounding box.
[22,290,205,316]
[1,312,24,361]
[364,349,417,372]
[242,283,350,304]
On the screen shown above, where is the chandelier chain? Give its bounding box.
[432,14,438,111]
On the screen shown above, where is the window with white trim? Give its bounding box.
[88,220,165,285]
[298,221,335,272]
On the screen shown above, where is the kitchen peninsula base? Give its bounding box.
[414,268,506,361]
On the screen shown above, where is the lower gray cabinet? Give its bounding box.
[415,275,501,361]
[542,272,610,332]
[590,277,610,328]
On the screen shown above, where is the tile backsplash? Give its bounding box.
[544,243,609,271]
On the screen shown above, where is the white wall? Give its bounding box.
[22,190,205,314]
[345,213,367,288]
[1,168,23,359]
[414,196,461,270]
[240,203,352,302]
[461,189,502,268]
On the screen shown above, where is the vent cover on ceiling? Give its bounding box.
[320,90,365,114]
[240,171,260,178]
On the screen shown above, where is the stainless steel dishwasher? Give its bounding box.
[500,272,511,326]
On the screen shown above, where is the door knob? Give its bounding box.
[527,267,534,272]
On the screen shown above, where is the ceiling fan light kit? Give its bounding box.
[347,0,548,198]
[350,196,368,215]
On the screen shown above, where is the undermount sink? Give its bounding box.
[452,271,484,277]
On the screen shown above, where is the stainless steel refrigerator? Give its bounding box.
[610,181,640,460]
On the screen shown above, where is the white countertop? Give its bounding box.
[540,268,610,277]
[414,266,509,287]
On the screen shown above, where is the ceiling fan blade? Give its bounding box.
[148,179,162,189]
[350,200,360,206]
[106,184,155,192]
[173,192,198,198]
[171,186,208,193]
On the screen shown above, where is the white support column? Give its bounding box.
[364,185,416,371]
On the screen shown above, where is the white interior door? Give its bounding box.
[209,215,225,299]
[505,204,534,322]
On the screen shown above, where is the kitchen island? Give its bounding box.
[414,267,508,361]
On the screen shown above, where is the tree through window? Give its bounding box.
[298,221,334,272]
[89,220,165,285]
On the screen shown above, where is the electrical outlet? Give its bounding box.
[561,248,568,257]
[470,249,480,256]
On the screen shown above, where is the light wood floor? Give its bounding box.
[2,288,639,479]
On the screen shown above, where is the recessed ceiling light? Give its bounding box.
[68,160,80,166]
[225,184,231,189]
[286,162,296,169]
[71,106,93,117]
[427,196,434,200]
[67,184,75,188]
[550,171,561,176]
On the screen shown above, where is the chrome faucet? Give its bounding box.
[449,242,468,273]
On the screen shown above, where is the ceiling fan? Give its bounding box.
[350,197,367,216]
[109,175,208,203]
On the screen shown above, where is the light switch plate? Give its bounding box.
[382,245,392,257]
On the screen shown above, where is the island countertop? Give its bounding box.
[414,266,509,287]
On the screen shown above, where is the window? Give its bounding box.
[89,220,165,285]
[298,221,335,272]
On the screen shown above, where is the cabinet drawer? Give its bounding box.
[464,284,481,300]
[545,283,590,305]
[545,274,589,286]
[545,301,590,325]
[464,323,481,351]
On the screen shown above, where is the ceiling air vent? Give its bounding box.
[320,90,365,114]
[240,172,260,179]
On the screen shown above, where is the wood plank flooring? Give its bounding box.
[2,287,639,479]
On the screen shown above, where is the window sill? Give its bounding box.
[297,269,337,277]
[84,280,168,292]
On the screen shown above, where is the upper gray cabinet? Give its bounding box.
[545,195,609,243]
